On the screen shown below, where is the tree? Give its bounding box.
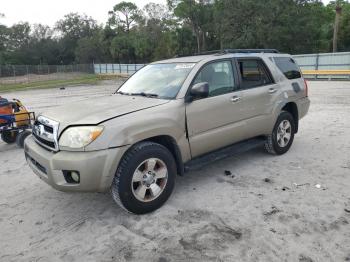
[144,3,171,22]
[107,2,145,63]
[110,34,133,63]
[328,1,350,51]
[76,31,109,63]
[109,2,143,33]
[7,23,31,50]
[219,0,333,54]
[213,0,225,50]
[2,0,350,65]
[55,13,99,64]
[31,24,53,41]
[55,13,98,40]
[169,0,213,52]
[0,14,8,64]
[133,30,154,62]
[28,25,60,64]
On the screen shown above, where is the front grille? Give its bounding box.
[44,125,54,133]
[34,120,54,133]
[32,116,59,151]
[33,132,56,148]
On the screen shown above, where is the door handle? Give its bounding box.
[268,88,277,94]
[231,96,242,103]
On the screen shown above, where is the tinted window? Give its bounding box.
[274,57,301,80]
[238,59,273,89]
[193,61,235,97]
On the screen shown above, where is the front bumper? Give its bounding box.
[24,136,129,192]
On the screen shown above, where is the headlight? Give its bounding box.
[59,126,104,149]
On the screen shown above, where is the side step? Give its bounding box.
[184,137,266,172]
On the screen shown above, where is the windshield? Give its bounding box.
[117,63,195,99]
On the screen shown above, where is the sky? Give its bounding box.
[0,0,167,27]
[1,0,331,27]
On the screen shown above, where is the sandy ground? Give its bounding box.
[0,81,349,262]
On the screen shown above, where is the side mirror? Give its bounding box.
[189,82,209,101]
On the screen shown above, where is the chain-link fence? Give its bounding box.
[0,64,94,85]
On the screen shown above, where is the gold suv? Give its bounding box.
[24,49,310,214]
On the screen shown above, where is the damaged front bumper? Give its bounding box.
[24,136,129,192]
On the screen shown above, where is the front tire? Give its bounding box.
[265,111,295,155]
[111,141,176,214]
[1,130,18,144]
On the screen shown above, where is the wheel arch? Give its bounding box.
[145,135,185,176]
[133,135,185,176]
[281,102,299,133]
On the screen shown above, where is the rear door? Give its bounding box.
[234,57,281,137]
[186,60,247,157]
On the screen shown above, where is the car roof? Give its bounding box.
[153,52,291,64]
[153,55,214,64]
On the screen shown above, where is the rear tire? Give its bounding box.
[16,130,31,148]
[1,130,18,144]
[111,141,176,214]
[265,111,295,155]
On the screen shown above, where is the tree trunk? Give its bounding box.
[201,30,206,51]
[195,28,201,53]
[126,14,130,34]
[219,25,223,50]
[333,5,342,52]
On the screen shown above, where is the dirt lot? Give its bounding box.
[0,72,93,85]
[0,81,349,262]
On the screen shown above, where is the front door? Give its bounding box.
[186,60,247,158]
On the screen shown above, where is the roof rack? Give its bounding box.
[194,49,280,56]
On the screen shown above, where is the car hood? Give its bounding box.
[41,94,169,128]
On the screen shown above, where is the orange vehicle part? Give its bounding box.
[0,99,30,126]
[0,105,12,125]
[14,100,30,127]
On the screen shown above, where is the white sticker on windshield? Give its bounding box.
[175,63,195,70]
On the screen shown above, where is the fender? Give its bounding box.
[272,99,299,133]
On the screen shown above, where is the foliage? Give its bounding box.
[109,2,144,33]
[1,1,350,65]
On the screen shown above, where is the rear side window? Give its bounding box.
[274,57,301,80]
[238,59,273,89]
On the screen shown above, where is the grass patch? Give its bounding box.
[0,74,116,93]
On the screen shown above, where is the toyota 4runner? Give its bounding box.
[24,49,310,214]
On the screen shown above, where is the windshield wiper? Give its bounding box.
[131,92,159,98]
[115,91,128,95]
[115,91,159,98]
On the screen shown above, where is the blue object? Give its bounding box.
[0,97,10,106]
[0,114,15,124]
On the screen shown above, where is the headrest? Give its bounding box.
[212,71,229,85]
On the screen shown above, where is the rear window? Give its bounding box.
[274,57,301,80]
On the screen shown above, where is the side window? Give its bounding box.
[238,59,273,89]
[274,57,302,80]
[193,61,235,97]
